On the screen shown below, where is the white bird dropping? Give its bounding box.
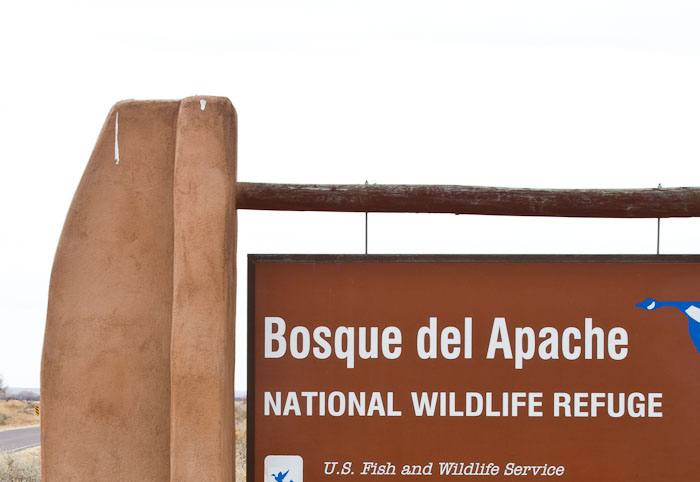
[114,112,120,165]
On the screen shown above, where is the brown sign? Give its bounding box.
[249,255,700,481]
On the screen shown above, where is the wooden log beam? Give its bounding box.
[236,183,700,218]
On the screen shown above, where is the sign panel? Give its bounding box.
[249,255,700,481]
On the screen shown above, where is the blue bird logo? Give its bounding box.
[635,297,700,355]
[272,470,292,482]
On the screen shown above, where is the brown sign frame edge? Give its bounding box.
[246,253,700,481]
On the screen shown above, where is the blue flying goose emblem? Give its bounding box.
[272,470,292,482]
[636,298,700,355]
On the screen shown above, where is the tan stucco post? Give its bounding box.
[170,97,237,481]
[41,97,237,482]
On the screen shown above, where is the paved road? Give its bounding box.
[0,427,40,452]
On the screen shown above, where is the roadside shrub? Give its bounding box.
[235,400,247,482]
[0,447,41,482]
[0,401,39,428]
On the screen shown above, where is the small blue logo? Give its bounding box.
[272,470,292,482]
[635,298,700,355]
[265,455,303,482]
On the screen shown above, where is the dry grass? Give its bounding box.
[235,400,247,481]
[0,447,40,482]
[0,402,39,432]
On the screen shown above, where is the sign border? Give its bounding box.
[246,254,700,481]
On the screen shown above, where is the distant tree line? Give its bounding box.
[12,391,40,401]
[0,374,40,401]
[0,374,7,400]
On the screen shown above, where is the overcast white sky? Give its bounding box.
[2,0,700,391]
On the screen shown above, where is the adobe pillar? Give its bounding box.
[42,96,237,482]
[170,98,237,482]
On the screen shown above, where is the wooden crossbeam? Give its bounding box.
[236,183,700,218]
